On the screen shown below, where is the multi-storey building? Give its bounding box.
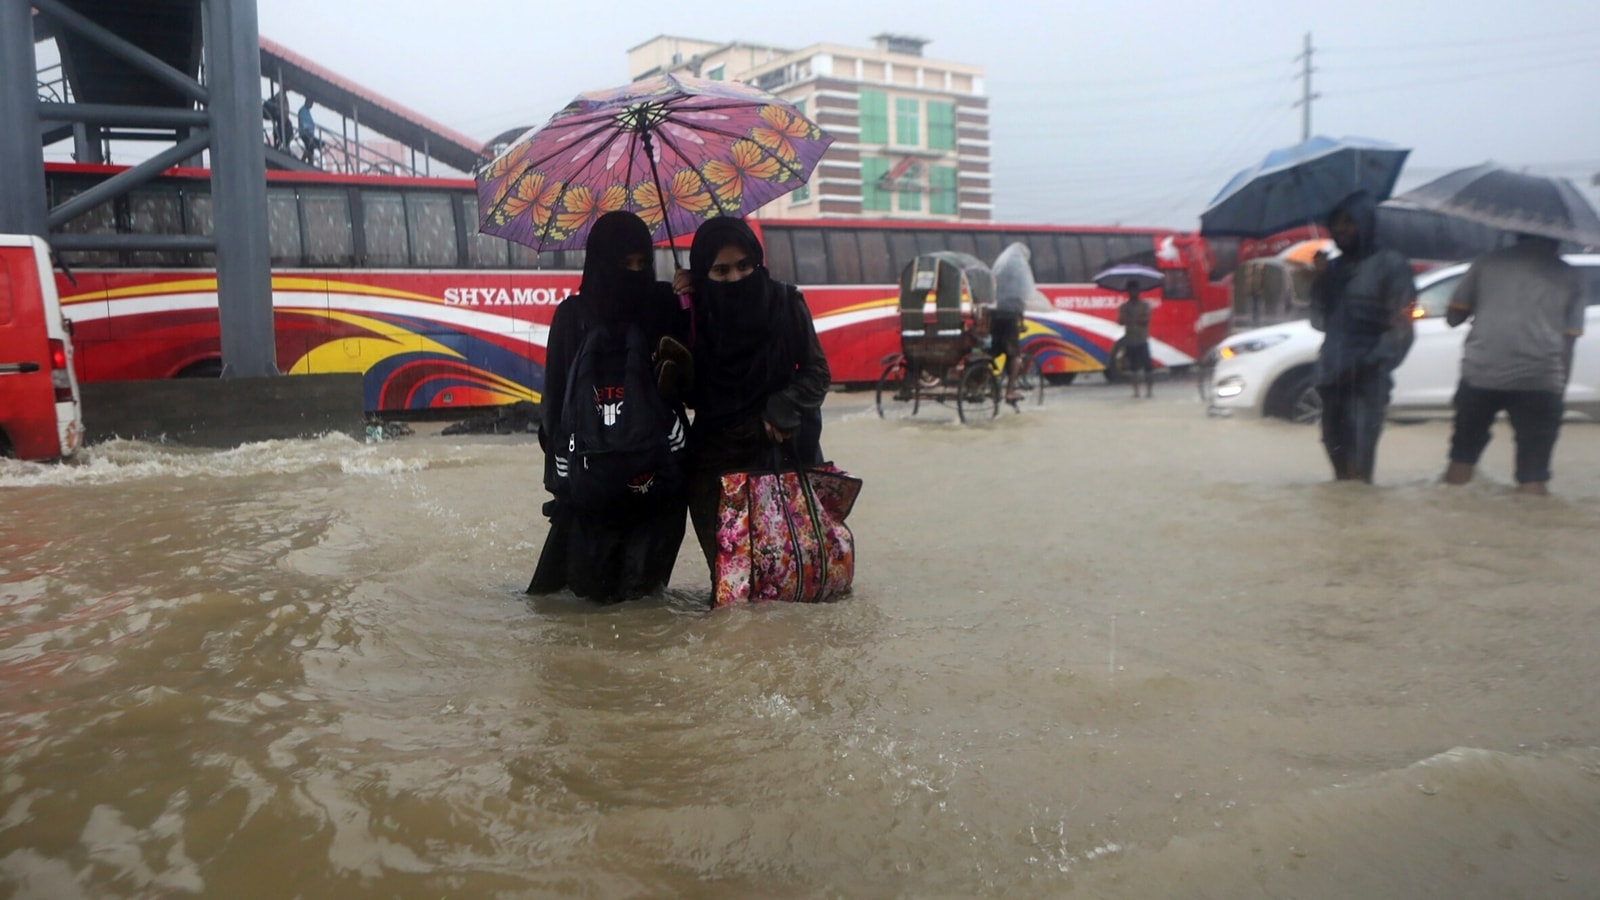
[629,34,991,221]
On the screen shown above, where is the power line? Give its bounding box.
[1330,53,1600,99]
[1325,24,1600,55]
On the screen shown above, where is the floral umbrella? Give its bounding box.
[476,74,833,254]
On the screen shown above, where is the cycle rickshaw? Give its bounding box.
[874,252,1042,422]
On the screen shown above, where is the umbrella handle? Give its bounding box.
[640,130,682,271]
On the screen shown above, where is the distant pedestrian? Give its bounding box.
[1307,190,1416,483]
[262,91,285,149]
[298,98,320,164]
[1116,289,1155,397]
[1442,235,1584,495]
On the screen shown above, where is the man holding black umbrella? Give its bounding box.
[1308,190,1417,483]
[1442,234,1584,495]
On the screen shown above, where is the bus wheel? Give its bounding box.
[175,358,223,378]
[1044,372,1077,386]
[1103,339,1128,384]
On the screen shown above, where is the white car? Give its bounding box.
[1209,254,1600,423]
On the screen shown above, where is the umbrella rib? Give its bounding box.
[660,112,815,182]
[514,118,630,175]
[650,125,736,219]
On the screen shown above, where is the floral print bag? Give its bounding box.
[713,456,860,608]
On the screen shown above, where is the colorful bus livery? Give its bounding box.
[754,222,1227,382]
[45,162,1229,410]
[61,268,577,411]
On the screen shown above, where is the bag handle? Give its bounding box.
[781,438,831,603]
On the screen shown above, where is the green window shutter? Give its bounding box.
[927,102,956,151]
[792,100,810,202]
[858,90,888,145]
[862,157,891,212]
[894,97,920,146]
[898,181,922,212]
[930,165,958,215]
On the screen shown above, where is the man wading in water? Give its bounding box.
[1308,191,1416,483]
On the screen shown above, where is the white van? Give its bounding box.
[0,234,83,460]
[1209,255,1600,423]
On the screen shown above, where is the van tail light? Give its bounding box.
[49,338,73,402]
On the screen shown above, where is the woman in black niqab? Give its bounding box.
[527,210,689,604]
[683,216,831,575]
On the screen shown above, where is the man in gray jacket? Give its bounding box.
[1308,191,1416,483]
[992,242,1034,405]
[1443,234,1583,495]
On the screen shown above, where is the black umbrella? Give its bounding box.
[1396,163,1600,247]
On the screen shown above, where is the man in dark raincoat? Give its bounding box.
[1308,191,1416,483]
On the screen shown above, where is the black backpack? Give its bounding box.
[553,321,687,511]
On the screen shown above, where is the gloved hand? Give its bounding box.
[541,498,562,519]
[655,335,694,399]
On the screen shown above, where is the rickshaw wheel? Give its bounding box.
[957,359,1000,423]
[1016,353,1046,406]
[875,358,910,418]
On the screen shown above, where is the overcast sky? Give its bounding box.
[251,0,1600,229]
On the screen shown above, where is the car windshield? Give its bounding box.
[1414,273,1462,318]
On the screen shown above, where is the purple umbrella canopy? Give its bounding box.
[1093,263,1166,294]
[476,75,834,252]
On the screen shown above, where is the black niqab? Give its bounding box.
[688,217,792,421]
[580,211,655,321]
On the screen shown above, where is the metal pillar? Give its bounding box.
[205,0,277,378]
[0,0,47,237]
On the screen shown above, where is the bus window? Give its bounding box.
[1056,235,1088,283]
[182,188,216,267]
[887,231,919,273]
[300,189,355,267]
[1026,233,1061,283]
[267,187,303,266]
[461,196,509,268]
[1079,235,1110,279]
[54,185,118,267]
[361,191,409,267]
[856,229,893,283]
[1164,268,1193,299]
[509,241,540,269]
[1104,234,1146,266]
[824,230,862,284]
[973,232,1003,265]
[763,227,796,283]
[128,187,185,267]
[790,228,828,286]
[406,193,459,267]
[913,230,950,257]
[944,231,977,258]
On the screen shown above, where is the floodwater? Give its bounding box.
[4,382,1600,899]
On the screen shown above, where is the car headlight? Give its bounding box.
[1214,375,1245,398]
[1217,333,1289,359]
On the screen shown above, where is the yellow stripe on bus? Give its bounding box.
[62,277,441,305]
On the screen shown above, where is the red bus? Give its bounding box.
[45,162,1229,411]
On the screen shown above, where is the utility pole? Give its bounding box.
[1292,32,1319,142]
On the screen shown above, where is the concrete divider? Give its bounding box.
[81,374,366,448]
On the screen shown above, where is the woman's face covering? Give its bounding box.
[707,244,757,282]
[620,251,651,272]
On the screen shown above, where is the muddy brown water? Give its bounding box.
[4,383,1600,899]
